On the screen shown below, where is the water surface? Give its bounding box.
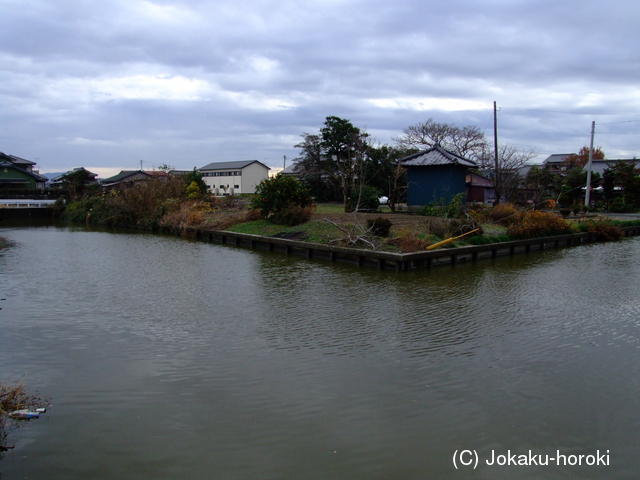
[1,225,639,479]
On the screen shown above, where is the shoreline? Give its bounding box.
[185,224,640,272]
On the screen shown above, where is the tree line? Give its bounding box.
[292,116,640,212]
[292,116,538,212]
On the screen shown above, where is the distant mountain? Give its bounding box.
[41,172,65,181]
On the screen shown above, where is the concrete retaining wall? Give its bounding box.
[186,224,640,272]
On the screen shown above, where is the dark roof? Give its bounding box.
[7,154,36,166]
[199,160,269,171]
[0,152,36,167]
[101,170,151,183]
[399,144,477,168]
[543,154,573,165]
[101,170,168,184]
[589,158,640,176]
[50,167,98,183]
[0,160,48,182]
[281,161,304,175]
[466,173,494,187]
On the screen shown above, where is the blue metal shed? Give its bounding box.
[400,145,477,206]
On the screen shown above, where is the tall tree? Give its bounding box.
[182,168,208,195]
[525,164,558,206]
[394,119,487,159]
[365,145,412,213]
[603,160,640,208]
[320,116,371,212]
[561,167,588,205]
[59,168,97,200]
[294,133,337,201]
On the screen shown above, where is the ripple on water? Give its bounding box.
[2,228,640,480]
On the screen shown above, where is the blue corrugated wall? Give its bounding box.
[406,165,468,205]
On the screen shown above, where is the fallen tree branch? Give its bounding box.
[324,213,380,250]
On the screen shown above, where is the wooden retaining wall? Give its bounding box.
[186,224,640,272]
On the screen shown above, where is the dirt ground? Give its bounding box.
[310,211,431,229]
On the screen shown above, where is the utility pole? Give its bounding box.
[493,101,499,204]
[585,121,595,207]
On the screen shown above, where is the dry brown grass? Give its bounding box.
[386,227,433,253]
[473,203,520,225]
[0,380,46,417]
[1,380,47,452]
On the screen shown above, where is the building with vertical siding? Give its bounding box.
[198,160,269,195]
[0,152,47,192]
[399,145,477,208]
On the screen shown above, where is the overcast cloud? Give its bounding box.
[1,0,639,176]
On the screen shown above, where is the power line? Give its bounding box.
[501,107,640,118]
[597,119,640,125]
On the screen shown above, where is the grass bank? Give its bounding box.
[222,204,637,253]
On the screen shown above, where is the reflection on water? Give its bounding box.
[1,225,639,479]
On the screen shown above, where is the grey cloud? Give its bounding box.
[1,0,639,172]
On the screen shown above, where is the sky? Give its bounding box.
[1,0,640,178]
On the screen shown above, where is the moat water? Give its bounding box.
[1,224,639,479]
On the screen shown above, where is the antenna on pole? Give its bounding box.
[585,121,595,207]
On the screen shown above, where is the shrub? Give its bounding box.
[481,203,520,225]
[350,185,381,212]
[393,228,432,253]
[582,221,623,241]
[609,197,634,213]
[270,205,314,226]
[367,217,392,237]
[245,209,262,221]
[158,200,211,231]
[507,210,575,238]
[427,217,450,238]
[467,235,512,245]
[449,218,484,238]
[250,175,314,219]
[416,193,465,218]
[186,181,202,199]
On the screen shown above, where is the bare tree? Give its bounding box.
[394,119,487,159]
[477,143,538,204]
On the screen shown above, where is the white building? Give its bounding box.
[198,160,270,195]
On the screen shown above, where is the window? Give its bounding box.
[234,185,239,189]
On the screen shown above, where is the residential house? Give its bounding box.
[466,173,496,204]
[586,158,640,177]
[199,160,269,195]
[542,154,573,174]
[399,144,477,208]
[101,170,168,190]
[49,167,99,187]
[541,154,639,176]
[0,152,47,192]
[280,161,302,177]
